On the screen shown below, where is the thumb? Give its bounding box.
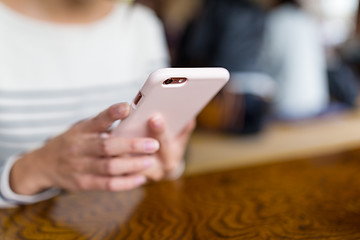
[79,103,130,133]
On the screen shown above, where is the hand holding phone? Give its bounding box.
[112,67,230,138]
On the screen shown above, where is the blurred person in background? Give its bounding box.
[176,0,266,72]
[177,0,331,132]
[259,0,329,120]
[0,0,194,208]
[332,1,360,108]
[176,0,275,134]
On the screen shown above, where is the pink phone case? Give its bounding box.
[112,68,230,138]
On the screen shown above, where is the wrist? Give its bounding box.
[9,150,53,195]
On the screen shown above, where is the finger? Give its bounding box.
[148,114,169,147]
[89,135,160,156]
[75,174,147,191]
[108,175,147,191]
[141,158,165,181]
[78,103,130,133]
[177,119,196,145]
[86,156,154,176]
[148,115,175,171]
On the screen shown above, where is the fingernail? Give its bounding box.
[135,176,146,185]
[144,140,159,152]
[113,104,129,117]
[143,158,153,167]
[100,133,109,139]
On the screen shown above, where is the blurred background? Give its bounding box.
[138,0,360,173]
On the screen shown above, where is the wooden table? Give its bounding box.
[2,148,360,239]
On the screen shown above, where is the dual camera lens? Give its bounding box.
[164,79,173,85]
[163,78,187,85]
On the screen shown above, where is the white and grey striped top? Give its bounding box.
[0,2,168,207]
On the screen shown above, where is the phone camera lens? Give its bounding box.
[164,79,173,85]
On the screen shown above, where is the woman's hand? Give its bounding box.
[142,115,196,181]
[10,103,160,195]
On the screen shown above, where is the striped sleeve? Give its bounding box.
[0,84,134,208]
[0,155,60,208]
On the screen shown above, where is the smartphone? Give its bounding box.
[112,67,230,138]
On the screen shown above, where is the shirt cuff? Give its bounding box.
[0,155,60,206]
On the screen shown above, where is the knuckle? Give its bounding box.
[100,138,112,156]
[127,161,139,172]
[67,146,78,156]
[67,144,79,157]
[92,115,108,130]
[104,160,115,175]
[75,177,90,190]
[130,139,138,152]
[108,105,119,119]
[72,161,85,173]
[72,119,86,130]
[92,114,101,125]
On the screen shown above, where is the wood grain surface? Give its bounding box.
[2,148,360,239]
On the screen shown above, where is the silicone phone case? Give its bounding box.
[112,68,230,138]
